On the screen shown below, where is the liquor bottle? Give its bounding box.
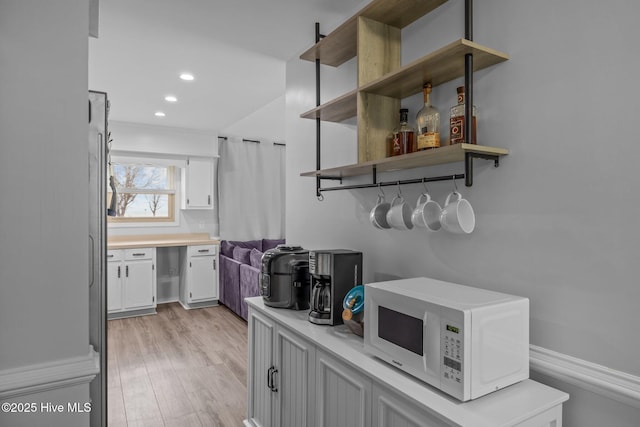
[392,108,415,155]
[449,86,477,145]
[415,82,440,150]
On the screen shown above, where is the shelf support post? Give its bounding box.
[464,152,473,187]
[315,22,322,198]
[464,0,474,149]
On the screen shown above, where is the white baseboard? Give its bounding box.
[0,346,99,400]
[530,345,640,409]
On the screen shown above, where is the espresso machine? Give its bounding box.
[308,249,362,325]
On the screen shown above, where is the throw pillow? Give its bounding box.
[220,240,236,257]
[232,246,252,265]
[230,239,263,251]
[249,248,263,269]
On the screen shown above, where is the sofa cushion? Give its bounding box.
[249,248,263,269]
[220,240,236,257]
[230,239,263,252]
[232,246,252,264]
[262,238,285,252]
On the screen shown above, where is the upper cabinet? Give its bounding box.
[181,157,214,209]
[299,0,509,188]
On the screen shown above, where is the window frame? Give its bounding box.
[107,156,180,226]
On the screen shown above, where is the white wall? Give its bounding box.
[107,121,219,238]
[220,95,286,143]
[285,0,640,425]
[0,1,92,425]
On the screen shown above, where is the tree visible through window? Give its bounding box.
[108,162,176,222]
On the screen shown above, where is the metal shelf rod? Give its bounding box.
[318,174,465,193]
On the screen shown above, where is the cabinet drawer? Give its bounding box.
[188,244,217,257]
[124,248,154,260]
[107,250,122,261]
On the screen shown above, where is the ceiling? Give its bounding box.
[89,0,365,132]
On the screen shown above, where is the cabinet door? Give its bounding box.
[123,259,155,309]
[188,255,217,301]
[247,310,275,427]
[316,349,371,427]
[184,157,213,209]
[106,260,123,312]
[372,384,450,427]
[274,327,316,427]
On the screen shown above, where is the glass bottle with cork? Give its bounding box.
[415,82,440,150]
[449,86,477,145]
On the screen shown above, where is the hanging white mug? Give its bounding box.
[369,194,391,229]
[411,193,442,232]
[386,194,413,230]
[440,191,475,234]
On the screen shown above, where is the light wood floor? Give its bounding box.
[107,303,248,427]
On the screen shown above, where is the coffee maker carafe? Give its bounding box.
[308,249,362,325]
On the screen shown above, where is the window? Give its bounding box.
[108,161,176,223]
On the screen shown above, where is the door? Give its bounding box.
[316,349,371,427]
[185,157,213,208]
[106,259,123,311]
[274,327,316,427]
[123,259,155,309]
[189,255,217,301]
[247,310,275,427]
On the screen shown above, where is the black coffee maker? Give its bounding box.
[308,249,362,325]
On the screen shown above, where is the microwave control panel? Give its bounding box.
[441,323,463,386]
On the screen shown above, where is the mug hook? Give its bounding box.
[377,183,385,198]
[396,181,402,197]
[422,177,429,194]
[451,175,458,192]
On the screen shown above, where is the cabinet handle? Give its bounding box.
[267,366,273,390]
[107,254,114,258]
[117,266,121,278]
[208,195,211,205]
[187,198,190,205]
[198,249,209,253]
[132,253,145,257]
[213,259,216,270]
[271,368,278,393]
[126,265,129,277]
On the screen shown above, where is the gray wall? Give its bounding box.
[285,0,640,425]
[0,1,91,426]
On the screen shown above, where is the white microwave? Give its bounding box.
[364,277,529,401]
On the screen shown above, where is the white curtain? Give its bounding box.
[217,136,285,240]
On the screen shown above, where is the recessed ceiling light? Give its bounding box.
[155,111,166,117]
[164,95,178,102]
[179,73,194,81]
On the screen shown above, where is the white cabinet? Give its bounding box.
[246,298,568,427]
[107,248,156,318]
[179,244,219,309]
[247,310,316,427]
[316,349,370,427]
[372,384,449,427]
[181,157,214,209]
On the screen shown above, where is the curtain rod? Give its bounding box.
[218,135,285,146]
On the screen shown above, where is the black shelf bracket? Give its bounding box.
[464,151,500,187]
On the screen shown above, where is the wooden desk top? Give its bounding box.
[107,233,219,250]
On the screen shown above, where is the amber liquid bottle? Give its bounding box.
[449,86,477,145]
[392,108,415,155]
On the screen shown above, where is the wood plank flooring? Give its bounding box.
[107,303,248,427]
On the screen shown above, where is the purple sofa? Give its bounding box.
[219,238,284,320]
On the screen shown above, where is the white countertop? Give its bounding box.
[247,297,569,427]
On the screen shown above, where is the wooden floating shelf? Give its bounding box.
[300,90,357,122]
[300,144,508,179]
[359,39,510,99]
[300,40,509,124]
[300,0,448,67]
